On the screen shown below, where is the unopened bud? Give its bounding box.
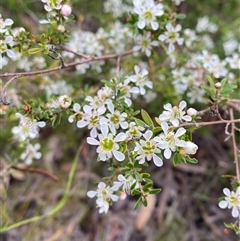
[187,108,198,116]
[215,82,221,89]
[61,4,72,17]
[57,24,65,32]
[184,141,198,155]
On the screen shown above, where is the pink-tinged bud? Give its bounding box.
[187,108,198,116]
[184,141,198,155]
[61,4,72,17]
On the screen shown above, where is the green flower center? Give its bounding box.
[171,106,180,119]
[90,115,99,125]
[142,39,150,48]
[142,141,156,154]
[101,137,114,151]
[110,114,120,124]
[229,195,239,205]
[168,32,177,41]
[144,11,154,21]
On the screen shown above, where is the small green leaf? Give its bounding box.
[220,78,227,87]
[141,109,154,127]
[175,13,186,19]
[149,188,162,195]
[153,126,162,134]
[143,183,152,192]
[202,86,215,100]
[173,153,181,166]
[133,117,146,127]
[185,156,198,164]
[28,47,43,55]
[135,172,142,182]
[142,198,148,207]
[141,173,150,178]
[134,197,143,210]
[207,76,215,88]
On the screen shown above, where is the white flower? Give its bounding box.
[100,102,128,135]
[133,32,158,57]
[87,124,126,162]
[126,122,144,139]
[0,15,14,33]
[154,122,186,159]
[158,23,184,53]
[12,113,46,141]
[184,141,198,155]
[134,130,166,167]
[87,182,119,214]
[68,103,83,123]
[20,143,42,165]
[41,0,63,12]
[58,95,72,108]
[159,101,192,127]
[223,39,238,56]
[126,65,152,95]
[0,36,15,58]
[133,0,164,30]
[77,105,104,138]
[225,53,240,69]
[113,174,139,195]
[218,187,240,218]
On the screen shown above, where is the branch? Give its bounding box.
[178,118,240,128]
[0,49,134,79]
[230,108,240,182]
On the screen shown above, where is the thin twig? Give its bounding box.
[0,76,19,105]
[230,108,240,182]
[178,118,240,128]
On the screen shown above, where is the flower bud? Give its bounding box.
[184,141,198,155]
[61,4,72,17]
[215,82,221,89]
[57,24,65,32]
[187,108,198,116]
[58,95,72,109]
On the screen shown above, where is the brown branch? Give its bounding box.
[12,166,59,182]
[178,118,240,128]
[0,49,134,79]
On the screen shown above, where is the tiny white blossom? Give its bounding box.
[87,182,119,214]
[159,101,192,127]
[172,0,185,6]
[11,113,46,141]
[20,143,42,165]
[0,15,14,33]
[126,122,144,139]
[87,124,126,162]
[68,103,83,123]
[41,0,63,12]
[113,174,139,195]
[218,187,240,218]
[126,65,152,95]
[134,130,167,167]
[77,105,104,138]
[58,95,72,108]
[100,102,128,135]
[133,0,164,30]
[158,23,184,53]
[154,122,186,159]
[225,53,240,69]
[133,32,158,57]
